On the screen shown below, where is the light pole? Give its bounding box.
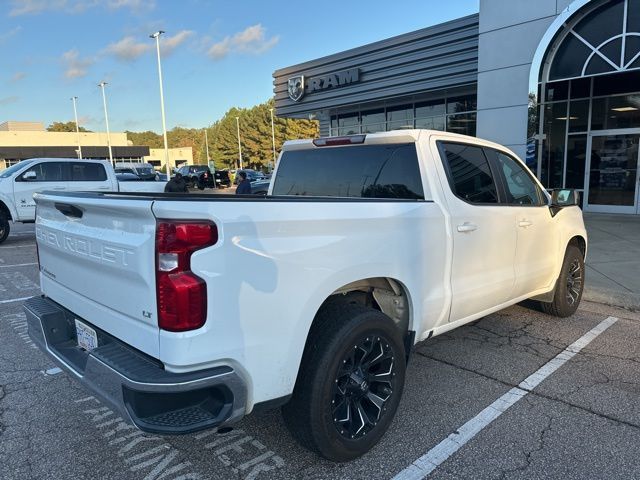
[71,96,82,159]
[98,81,114,167]
[204,128,212,170]
[150,30,170,179]
[269,108,276,172]
[235,116,243,170]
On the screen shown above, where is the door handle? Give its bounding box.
[97,186,110,190]
[519,220,533,228]
[457,222,478,233]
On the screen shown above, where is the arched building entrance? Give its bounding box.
[532,0,640,213]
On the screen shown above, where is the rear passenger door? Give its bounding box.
[67,162,111,192]
[436,142,517,323]
[487,148,559,296]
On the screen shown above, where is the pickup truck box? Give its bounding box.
[25,130,587,461]
[0,158,167,243]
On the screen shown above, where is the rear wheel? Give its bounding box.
[0,212,9,244]
[541,245,584,317]
[282,302,406,462]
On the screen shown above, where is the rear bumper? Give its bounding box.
[24,296,247,434]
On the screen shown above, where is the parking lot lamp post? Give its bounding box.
[150,30,171,179]
[269,108,276,172]
[98,82,114,168]
[71,96,82,159]
[235,116,243,170]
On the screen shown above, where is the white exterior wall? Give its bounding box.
[477,0,572,160]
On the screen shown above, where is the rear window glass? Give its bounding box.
[272,143,424,199]
[70,162,107,181]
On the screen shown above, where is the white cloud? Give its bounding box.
[62,49,95,79]
[9,0,154,16]
[162,30,194,56]
[207,24,279,60]
[103,36,152,61]
[10,71,27,82]
[0,26,22,44]
[0,96,20,106]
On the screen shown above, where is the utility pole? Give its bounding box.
[150,30,171,178]
[269,108,277,172]
[71,96,82,159]
[98,81,114,167]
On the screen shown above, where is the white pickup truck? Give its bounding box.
[25,130,587,461]
[0,158,167,243]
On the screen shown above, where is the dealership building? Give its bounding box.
[0,121,193,171]
[274,0,640,214]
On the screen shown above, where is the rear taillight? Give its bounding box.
[156,221,218,332]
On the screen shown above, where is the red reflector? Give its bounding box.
[156,221,217,332]
[313,134,366,147]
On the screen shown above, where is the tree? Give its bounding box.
[47,121,91,132]
[126,98,320,170]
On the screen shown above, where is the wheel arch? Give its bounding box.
[0,199,14,221]
[567,234,587,259]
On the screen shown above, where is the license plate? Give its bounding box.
[75,319,98,351]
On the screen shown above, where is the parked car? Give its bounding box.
[250,179,270,195]
[233,169,266,184]
[176,165,215,189]
[114,162,159,181]
[0,158,167,243]
[214,169,232,188]
[26,130,586,461]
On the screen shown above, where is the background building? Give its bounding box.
[274,0,640,215]
[144,147,194,170]
[0,121,148,169]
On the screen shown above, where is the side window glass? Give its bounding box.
[493,150,543,206]
[70,162,107,181]
[439,142,499,203]
[22,163,65,182]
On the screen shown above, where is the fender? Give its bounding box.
[0,191,18,221]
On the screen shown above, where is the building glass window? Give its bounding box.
[387,105,414,130]
[568,99,590,132]
[565,135,588,189]
[416,100,445,118]
[541,102,567,188]
[361,109,385,133]
[338,113,360,135]
[591,94,640,130]
[446,113,476,137]
[446,95,476,114]
[570,78,592,99]
[415,116,446,130]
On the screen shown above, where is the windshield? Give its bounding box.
[0,160,34,178]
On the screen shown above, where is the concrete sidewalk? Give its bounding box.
[583,213,640,311]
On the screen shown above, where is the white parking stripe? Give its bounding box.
[0,244,36,249]
[0,295,33,304]
[392,316,618,480]
[0,262,38,268]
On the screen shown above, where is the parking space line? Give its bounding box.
[0,262,38,268]
[0,296,33,304]
[0,244,36,249]
[392,316,619,480]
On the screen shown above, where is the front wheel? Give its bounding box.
[282,302,406,462]
[0,213,9,244]
[541,245,585,317]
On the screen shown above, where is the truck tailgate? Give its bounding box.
[34,192,160,357]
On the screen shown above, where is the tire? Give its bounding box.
[282,302,406,462]
[0,213,9,244]
[541,245,585,317]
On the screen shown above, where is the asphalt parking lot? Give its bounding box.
[2,222,640,480]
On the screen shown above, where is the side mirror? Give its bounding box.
[550,188,579,207]
[22,171,37,181]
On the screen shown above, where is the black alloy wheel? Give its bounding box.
[332,335,396,440]
[565,258,583,307]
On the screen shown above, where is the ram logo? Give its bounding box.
[287,75,305,102]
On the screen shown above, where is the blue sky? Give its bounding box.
[1,0,479,133]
